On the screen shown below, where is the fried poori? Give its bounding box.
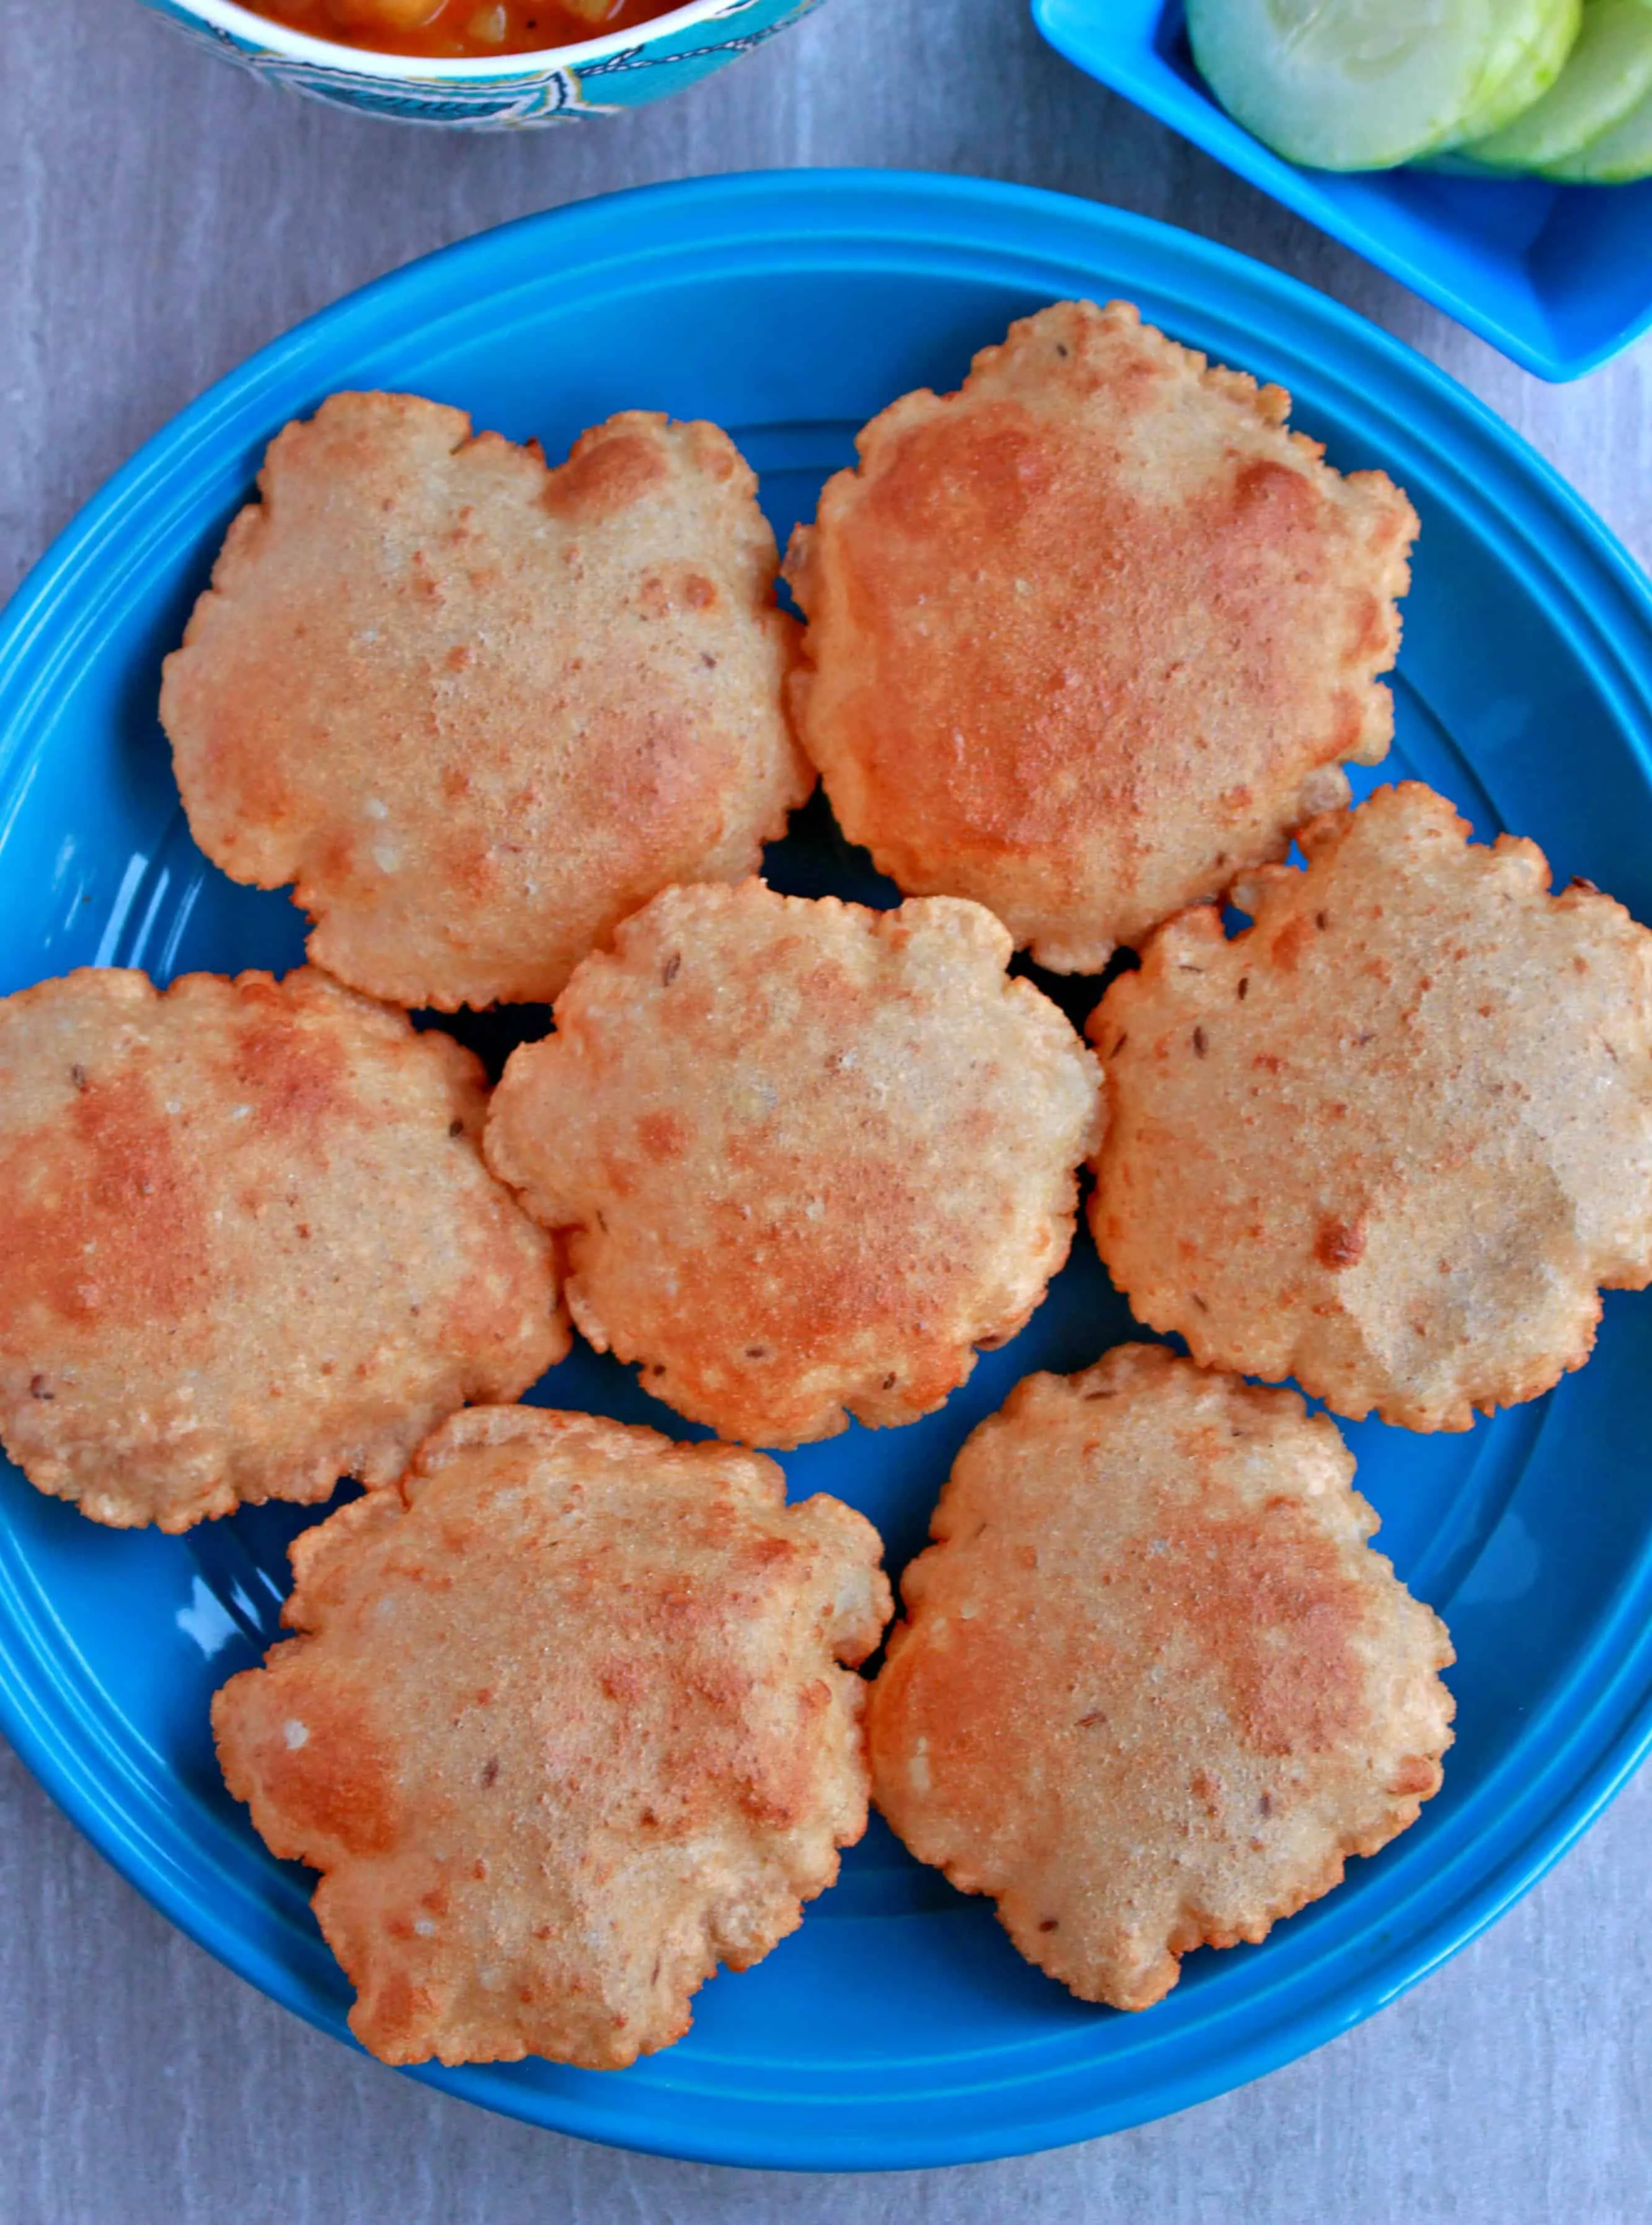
[0,967,563,1529]
[868,1343,1454,2011]
[1090,782,1652,1431]
[212,1404,890,2068]
[785,299,1417,971]
[484,880,1103,1447]
[161,395,811,1011]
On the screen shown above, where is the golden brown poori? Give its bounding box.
[785,299,1417,971]
[212,1404,890,2068]
[0,967,563,1529]
[1089,782,1652,1432]
[484,880,1103,1447]
[868,1344,1455,2011]
[161,395,811,1011]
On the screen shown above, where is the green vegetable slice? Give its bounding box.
[1186,0,1506,171]
[1462,0,1652,168]
[1436,0,1583,148]
[1542,76,1652,176]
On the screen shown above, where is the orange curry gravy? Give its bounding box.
[239,0,684,60]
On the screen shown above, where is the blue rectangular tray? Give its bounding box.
[1033,0,1652,381]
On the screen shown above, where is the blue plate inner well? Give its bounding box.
[1,173,1651,2170]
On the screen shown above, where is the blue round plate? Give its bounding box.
[2,171,1651,2173]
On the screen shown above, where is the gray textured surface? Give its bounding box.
[3,0,1651,2217]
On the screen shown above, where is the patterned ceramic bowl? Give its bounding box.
[136,0,820,126]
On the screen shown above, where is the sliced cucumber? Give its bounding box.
[1543,77,1652,176]
[1436,0,1583,148]
[1187,0,1505,171]
[1462,0,1652,169]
